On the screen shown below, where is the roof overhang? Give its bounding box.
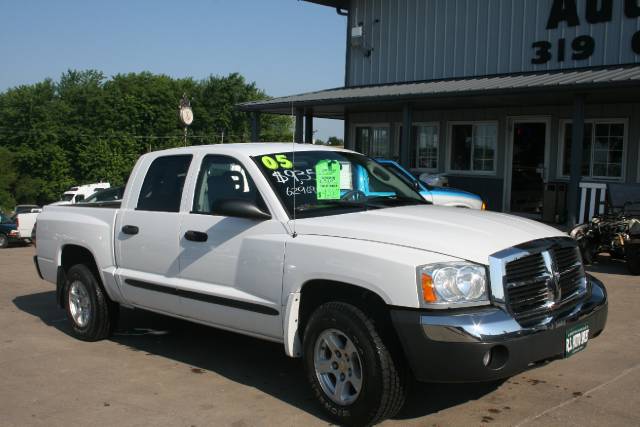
[303,0,349,9]
[238,65,640,119]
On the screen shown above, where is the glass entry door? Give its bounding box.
[355,126,395,160]
[510,122,547,215]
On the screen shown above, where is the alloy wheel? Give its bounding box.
[313,328,364,405]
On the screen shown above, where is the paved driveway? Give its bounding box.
[1,246,639,426]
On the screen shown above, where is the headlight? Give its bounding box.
[417,262,489,308]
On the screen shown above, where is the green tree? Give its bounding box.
[0,70,293,204]
[326,136,344,146]
[0,147,17,211]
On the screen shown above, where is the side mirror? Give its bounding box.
[213,199,271,221]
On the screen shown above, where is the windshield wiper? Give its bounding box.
[294,200,370,213]
[366,195,429,206]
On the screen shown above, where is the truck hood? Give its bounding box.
[293,205,565,265]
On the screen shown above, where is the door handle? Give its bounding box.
[122,225,139,235]
[184,230,208,242]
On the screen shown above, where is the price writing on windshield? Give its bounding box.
[271,169,314,184]
[286,185,316,196]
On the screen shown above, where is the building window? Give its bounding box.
[449,123,497,173]
[561,121,625,180]
[355,126,394,160]
[413,124,439,169]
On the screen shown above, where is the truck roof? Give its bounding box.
[148,143,350,157]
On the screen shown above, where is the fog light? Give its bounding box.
[482,349,492,367]
[483,345,509,370]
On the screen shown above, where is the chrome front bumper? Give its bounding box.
[390,274,608,382]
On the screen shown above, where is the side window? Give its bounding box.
[137,155,192,212]
[192,155,265,214]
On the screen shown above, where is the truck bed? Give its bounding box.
[35,204,120,285]
[74,201,122,209]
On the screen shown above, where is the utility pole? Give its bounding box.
[178,94,193,147]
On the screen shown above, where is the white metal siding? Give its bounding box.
[347,0,640,86]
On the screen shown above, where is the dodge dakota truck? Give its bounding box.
[34,143,608,426]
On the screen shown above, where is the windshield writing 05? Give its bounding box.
[253,151,426,218]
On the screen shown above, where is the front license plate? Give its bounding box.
[565,324,590,357]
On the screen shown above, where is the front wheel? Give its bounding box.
[0,233,8,249]
[64,264,118,341]
[303,302,407,426]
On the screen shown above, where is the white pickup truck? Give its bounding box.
[16,208,42,241]
[34,144,608,426]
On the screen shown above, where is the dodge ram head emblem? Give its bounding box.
[545,270,562,305]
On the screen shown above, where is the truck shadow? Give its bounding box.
[585,255,631,276]
[13,290,501,423]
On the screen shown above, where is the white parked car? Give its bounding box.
[34,144,607,426]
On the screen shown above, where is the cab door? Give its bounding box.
[115,154,193,315]
[176,154,286,340]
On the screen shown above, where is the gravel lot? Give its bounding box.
[1,246,639,426]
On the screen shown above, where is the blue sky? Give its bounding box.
[0,0,346,140]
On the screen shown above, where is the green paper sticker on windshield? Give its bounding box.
[315,160,341,200]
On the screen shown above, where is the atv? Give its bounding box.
[570,183,640,275]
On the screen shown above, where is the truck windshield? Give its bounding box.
[253,150,427,218]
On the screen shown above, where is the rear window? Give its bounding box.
[137,155,192,212]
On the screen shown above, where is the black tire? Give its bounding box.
[626,244,640,275]
[0,233,8,249]
[303,302,407,426]
[64,264,117,341]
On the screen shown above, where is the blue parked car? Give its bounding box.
[0,212,19,248]
[375,159,485,209]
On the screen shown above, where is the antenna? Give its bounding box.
[290,103,297,238]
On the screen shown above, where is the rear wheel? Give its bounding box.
[303,302,407,426]
[0,233,8,249]
[64,264,117,341]
[626,244,640,275]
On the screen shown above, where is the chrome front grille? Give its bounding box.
[489,238,588,327]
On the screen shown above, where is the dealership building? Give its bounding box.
[239,0,640,225]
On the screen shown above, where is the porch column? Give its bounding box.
[250,112,261,142]
[567,94,585,227]
[295,108,304,143]
[304,111,314,144]
[344,113,352,150]
[400,104,413,168]
[401,103,412,167]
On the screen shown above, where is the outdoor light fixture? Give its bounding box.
[350,24,372,57]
